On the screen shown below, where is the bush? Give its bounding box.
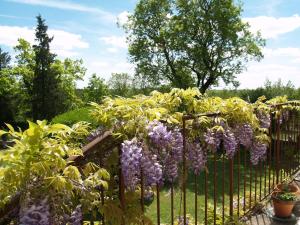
[52,107,96,126]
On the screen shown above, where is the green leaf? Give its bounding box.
[5,123,14,132]
[0,130,7,137]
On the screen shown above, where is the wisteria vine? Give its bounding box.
[121,114,272,190]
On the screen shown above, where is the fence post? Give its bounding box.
[229,158,234,218]
[140,168,145,225]
[118,145,125,225]
[276,116,281,185]
[182,117,187,225]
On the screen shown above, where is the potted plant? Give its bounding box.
[272,191,298,218]
[274,181,300,196]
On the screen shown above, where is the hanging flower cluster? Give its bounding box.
[187,140,206,175]
[120,116,273,190]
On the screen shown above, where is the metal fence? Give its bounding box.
[105,109,300,225]
[1,108,300,225]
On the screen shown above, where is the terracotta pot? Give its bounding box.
[274,183,300,196]
[272,196,296,218]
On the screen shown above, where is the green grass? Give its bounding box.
[145,151,278,224]
[52,106,96,127]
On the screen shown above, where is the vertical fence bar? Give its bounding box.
[295,112,300,171]
[294,111,298,173]
[269,113,273,194]
[140,168,145,225]
[290,111,294,174]
[243,149,247,212]
[118,145,125,225]
[205,169,208,225]
[280,118,284,182]
[157,185,160,225]
[222,153,225,224]
[264,142,267,197]
[254,165,257,204]
[195,174,198,225]
[229,158,234,218]
[249,159,252,210]
[276,116,281,185]
[285,116,289,178]
[297,111,300,171]
[259,161,262,201]
[214,152,217,225]
[101,187,105,225]
[272,115,277,189]
[293,111,297,174]
[296,110,298,172]
[237,149,240,217]
[182,118,187,225]
[283,117,287,178]
[171,183,174,225]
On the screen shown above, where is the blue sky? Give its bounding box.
[1,0,300,89]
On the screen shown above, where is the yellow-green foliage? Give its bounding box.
[90,88,297,144]
[0,121,110,219]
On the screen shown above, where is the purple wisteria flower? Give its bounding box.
[250,141,267,165]
[223,129,238,158]
[141,152,163,186]
[147,120,173,148]
[256,110,271,129]
[234,123,253,148]
[121,138,143,190]
[203,129,222,151]
[69,205,82,225]
[187,141,207,175]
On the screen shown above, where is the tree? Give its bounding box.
[31,15,60,121]
[83,74,108,103]
[0,49,16,126]
[0,48,11,70]
[108,73,132,97]
[51,58,86,109]
[125,0,265,93]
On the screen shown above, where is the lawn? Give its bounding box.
[145,150,277,224]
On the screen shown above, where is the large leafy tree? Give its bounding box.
[51,58,86,109]
[83,74,108,103]
[108,73,132,97]
[125,0,265,93]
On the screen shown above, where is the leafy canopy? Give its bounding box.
[125,0,265,93]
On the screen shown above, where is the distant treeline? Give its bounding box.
[207,79,300,102]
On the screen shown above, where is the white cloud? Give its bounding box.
[263,47,300,58]
[77,58,134,88]
[0,25,89,58]
[244,14,300,39]
[7,0,115,22]
[0,25,34,45]
[49,29,89,51]
[99,35,127,49]
[89,60,133,75]
[238,47,300,89]
[106,47,119,53]
[239,63,300,89]
[117,11,130,26]
[262,47,300,64]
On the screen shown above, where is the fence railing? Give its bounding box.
[1,106,300,225]
[114,108,300,225]
[88,108,300,225]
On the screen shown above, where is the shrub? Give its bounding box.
[52,107,96,127]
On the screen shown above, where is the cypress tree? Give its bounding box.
[0,47,11,70]
[32,15,58,120]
